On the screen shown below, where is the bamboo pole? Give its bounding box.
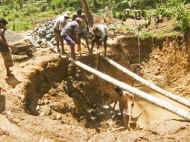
[104,57,190,108]
[71,59,190,120]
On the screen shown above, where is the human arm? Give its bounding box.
[0,34,9,48]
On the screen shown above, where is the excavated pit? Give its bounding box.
[5,34,189,141]
[20,54,134,127]
[20,35,189,128]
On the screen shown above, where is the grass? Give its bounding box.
[0,2,64,31]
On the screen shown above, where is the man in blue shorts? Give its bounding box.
[61,18,82,59]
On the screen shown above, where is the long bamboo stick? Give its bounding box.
[72,60,190,120]
[104,57,190,108]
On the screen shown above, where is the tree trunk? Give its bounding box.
[80,0,94,27]
[18,0,23,8]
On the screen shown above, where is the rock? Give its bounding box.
[38,29,46,38]
[51,113,62,120]
[43,99,49,105]
[40,105,51,116]
[50,38,56,45]
[46,34,53,41]
[90,116,97,120]
[56,113,62,120]
[51,115,56,120]
[37,39,42,44]
[31,19,56,48]
[98,111,104,116]
[102,105,109,109]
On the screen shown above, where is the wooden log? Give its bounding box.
[104,57,190,108]
[72,60,190,120]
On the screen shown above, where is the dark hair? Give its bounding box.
[0,18,8,25]
[72,14,77,21]
[115,87,123,95]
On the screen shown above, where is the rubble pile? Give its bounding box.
[30,20,56,48]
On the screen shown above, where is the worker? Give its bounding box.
[54,13,70,55]
[90,24,108,56]
[0,18,14,77]
[72,9,90,52]
[60,17,82,59]
[115,87,135,128]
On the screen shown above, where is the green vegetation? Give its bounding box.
[0,1,56,31]
[0,0,78,31]
[1,0,190,32]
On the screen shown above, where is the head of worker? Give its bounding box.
[75,17,83,26]
[0,18,8,30]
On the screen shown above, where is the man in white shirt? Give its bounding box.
[54,13,69,55]
[91,24,108,56]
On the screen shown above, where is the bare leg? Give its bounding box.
[91,40,95,55]
[1,52,13,76]
[130,96,135,116]
[97,41,100,54]
[60,34,65,54]
[113,101,117,110]
[104,38,107,56]
[55,31,60,53]
[70,45,76,60]
[123,113,130,129]
[119,100,123,117]
[85,38,91,54]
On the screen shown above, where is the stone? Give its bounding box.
[40,105,51,116]
[46,34,53,41]
[56,113,62,120]
[38,29,46,38]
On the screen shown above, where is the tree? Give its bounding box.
[80,0,94,27]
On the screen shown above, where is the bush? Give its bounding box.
[175,5,190,31]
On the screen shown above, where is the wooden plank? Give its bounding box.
[104,57,190,108]
[71,59,190,120]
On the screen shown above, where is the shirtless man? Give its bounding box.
[60,18,82,59]
[54,13,69,54]
[115,87,135,128]
[0,18,13,77]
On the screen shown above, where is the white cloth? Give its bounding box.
[54,15,68,31]
[94,24,108,40]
